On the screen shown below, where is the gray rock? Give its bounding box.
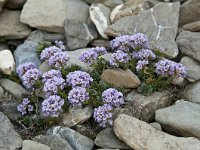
[90,39,110,50]
[5,0,27,9]
[20,0,89,33]
[0,85,3,100]
[150,122,162,131]
[156,100,200,139]
[0,78,30,99]
[47,126,94,150]
[64,19,98,50]
[0,0,6,13]
[22,140,50,150]
[0,42,9,51]
[179,0,200,26]
[114,114,200,150]
[95,128,131,149]
[33,134,74,150]
[113,90,172,122]
[14,41,41,67]
[0,9,31,39]
[105,2,180,58]
[75,125,96,140]
[180,56,200,81]
[182,21,200,32]
[184,81,200,104]
[0,111,22,150]
[177,31,200,62]
[83,0,124,8]
[39,62,51,74]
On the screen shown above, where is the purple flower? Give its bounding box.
[42,95,64,117]
[93,104,113,128]
[110,50,130,67]
[42,69,62,83]
[66,71,93,88]
[16,62,37,77]
[68,87,89,107]
[79,49,98,65]
[55,41,65,50]
[154,45,166,52]
[93,46,107,56]
[40,46,62,61]
[17,98,34,115]
[136,49,156,60]
[136,60,149,71]
[102,88,124,107]
[48,51,70,69]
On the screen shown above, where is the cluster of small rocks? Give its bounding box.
[0,0,200,149]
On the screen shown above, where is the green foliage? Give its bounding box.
[7,71,21,84]
[36,41,52,56]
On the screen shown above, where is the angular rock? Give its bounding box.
[14,41,41,67]
[156,100,200,139]
[90,39,110,50]
[105,2,180,58]
[5,0,27,9]
[0,50,15,75]
[64,19,98,50]
[75,125,96,140]
[33,134,74,150]
[179,0,200,26]
[149,122,162,131]
[95,128,131,149]
[83,0,123,8]
[0,0,7,13]
[180,56,200,81]
[114,114,200,150]
[47,126,94,150]
[39,62,51,74]
[101,69,140,88]
[0,112,22,150]
[22,140,50,150]
[184,81,200,104]
[0,85,4,100]
[0,9,31,39]
[113,90,172,122]
[21,0,89,33]
[0,78,30,99]
[177,31,200,62]
[90,4,111,39]
[182,21,200,32]
[62,106,93,127]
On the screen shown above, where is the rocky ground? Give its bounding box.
[0,0,200,149]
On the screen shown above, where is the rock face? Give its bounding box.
[179,0,200,26]
[0,50,15,75]
[113,90,172,122]
[0,9,31,39]
[184,81,200,104]
[180,56,200,81]
[83,0,123,8]
[64,19,98,50]
[5,0,27,9]
[14,41,41,67]
[177,31,200,62]
[90,4,111,39]
[20,0,89,33]
[33,134,74,150]
[101,69,140,88]
[0,0,6,12]
[22,140,51,150]
[105,2,180,58]
[62,106,93,127]
[0,112,22,150]
[95,128,131,149]
[114,114,200,150]
[156,100,200,139]
[182,21,200,32]
[47,126,94,150]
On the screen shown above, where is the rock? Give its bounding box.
[22,140,50,150]
[39,62,51,73]
[5,0,27,9]
[62,106,93,127]
[0,42,9,51]
[156,100,200,139]
[75,125,96,139]
[105,2,180,58]
[83,0,124,8]
[180,56,200,81]
[33,134,74,150]
[90,39,110,50]
[101,69,140,88]
[95,128,131,149]
[113,90,172,122]
[179,0,200,26]
[14,41,41,67]
[20,0,89,33]
[184,81,200,104]
[0,85,4,100]
[64,19,98,50]
[90,4,111,39]
[0,111,22,150]
[150,122,162,131]
[0,9,31,39]
[171,76,184,86]
[47,126,94,150]
[110,0,152,23]
[0,0,6,13]
[177,31,200,62]
[0,78,30,99]
[0,50,15,75]
[114,114,200,150]
[182,21,200,32]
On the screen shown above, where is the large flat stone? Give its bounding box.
[22,140,50,150]
[182,21,200,32]
[184,81,200,104]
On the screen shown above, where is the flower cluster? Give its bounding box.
[93,104,113,127]
[134,49,156,60]
[110,50,130,67]
[40,46,62,61]
[68,87,89,107]
[136,60,149,71]
[66,71,93,88]
[55,41,65,50]
[17,98,34,115]
[42,69,62,83]
[42,95,64,117]
[16,62,37,78]
[155,59,187,78]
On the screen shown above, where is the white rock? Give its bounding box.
[22,140,51,150]
[0,50,15,75]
